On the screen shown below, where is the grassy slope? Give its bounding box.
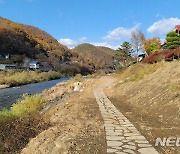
[106,61,180,154]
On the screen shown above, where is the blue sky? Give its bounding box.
[0,0,180,49]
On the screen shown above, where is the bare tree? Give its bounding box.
[131,30,145,62]
[23,58,31,67]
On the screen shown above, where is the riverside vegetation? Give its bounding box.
[0,94,51,153]
[0,70,64,88]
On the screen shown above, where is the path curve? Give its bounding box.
[93,77,159,154]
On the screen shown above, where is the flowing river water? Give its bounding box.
[0,78,70,110]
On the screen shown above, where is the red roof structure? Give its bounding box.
[175,25,180,31]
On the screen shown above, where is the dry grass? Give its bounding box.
[117,62,164,82]
[72,73,83,82]
[0,70,63,87]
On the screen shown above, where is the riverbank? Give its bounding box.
[0,61,179,153]
[0,70,64,88]
[0,84,9,89]
[21,61,179,154]
[0,77,70,110]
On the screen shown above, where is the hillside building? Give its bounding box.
[0,64,16,70]
[174,25,180,35]
[29,60,40,69]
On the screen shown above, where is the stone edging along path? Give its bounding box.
[93,77,159,154]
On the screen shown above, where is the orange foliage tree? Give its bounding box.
[143,38,161,55]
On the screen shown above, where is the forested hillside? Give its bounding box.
[74,43,115,70]
[0,17,71,65]
[0,17,116,74]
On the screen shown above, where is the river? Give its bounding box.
[0,78,70,110]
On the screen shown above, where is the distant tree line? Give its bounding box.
[115,27,180,66]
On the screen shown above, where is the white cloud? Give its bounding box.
[58,36,121,50]
[103,23,141,41]
[79,37,87,43]
[91,42,119,50]
[155,13,164,18]
[58,38,77,48]
[147,17,180,35]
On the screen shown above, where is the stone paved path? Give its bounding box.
[93,77,159,154]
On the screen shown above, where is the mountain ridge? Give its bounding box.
[0,17,115,74]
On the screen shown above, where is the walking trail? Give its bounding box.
[93,77,159,154]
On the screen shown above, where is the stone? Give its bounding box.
[107,148,118,153]
[121,140,131,143]
[112,147,122,150]
[106,131,123,136]
[128,127,137,130]
[122,145,136,150]
[107,141,123,147]
[106,136,125,141]
[105,124,116,127]
[138,144,152,148]
[138,147,159,154]
[115,126,127,130]
[126,136,146,140]
[104,121,116,124]
[135,140,149,144]
[123,149,135,154]
[122,124,134,127]
[127,142,135,146]
[115,129,123,132]
[124,133,140,137]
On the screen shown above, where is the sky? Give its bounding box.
[0,0,180,49]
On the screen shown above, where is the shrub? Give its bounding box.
[143,48,180,64]
[166,31,180,49]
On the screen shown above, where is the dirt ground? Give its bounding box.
[21,77,107,154]
[105,62,180,154]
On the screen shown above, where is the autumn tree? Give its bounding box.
[144,38,161,55]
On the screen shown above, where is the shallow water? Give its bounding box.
[0,78,69,110]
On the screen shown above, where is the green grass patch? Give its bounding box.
[0,95,46,122]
